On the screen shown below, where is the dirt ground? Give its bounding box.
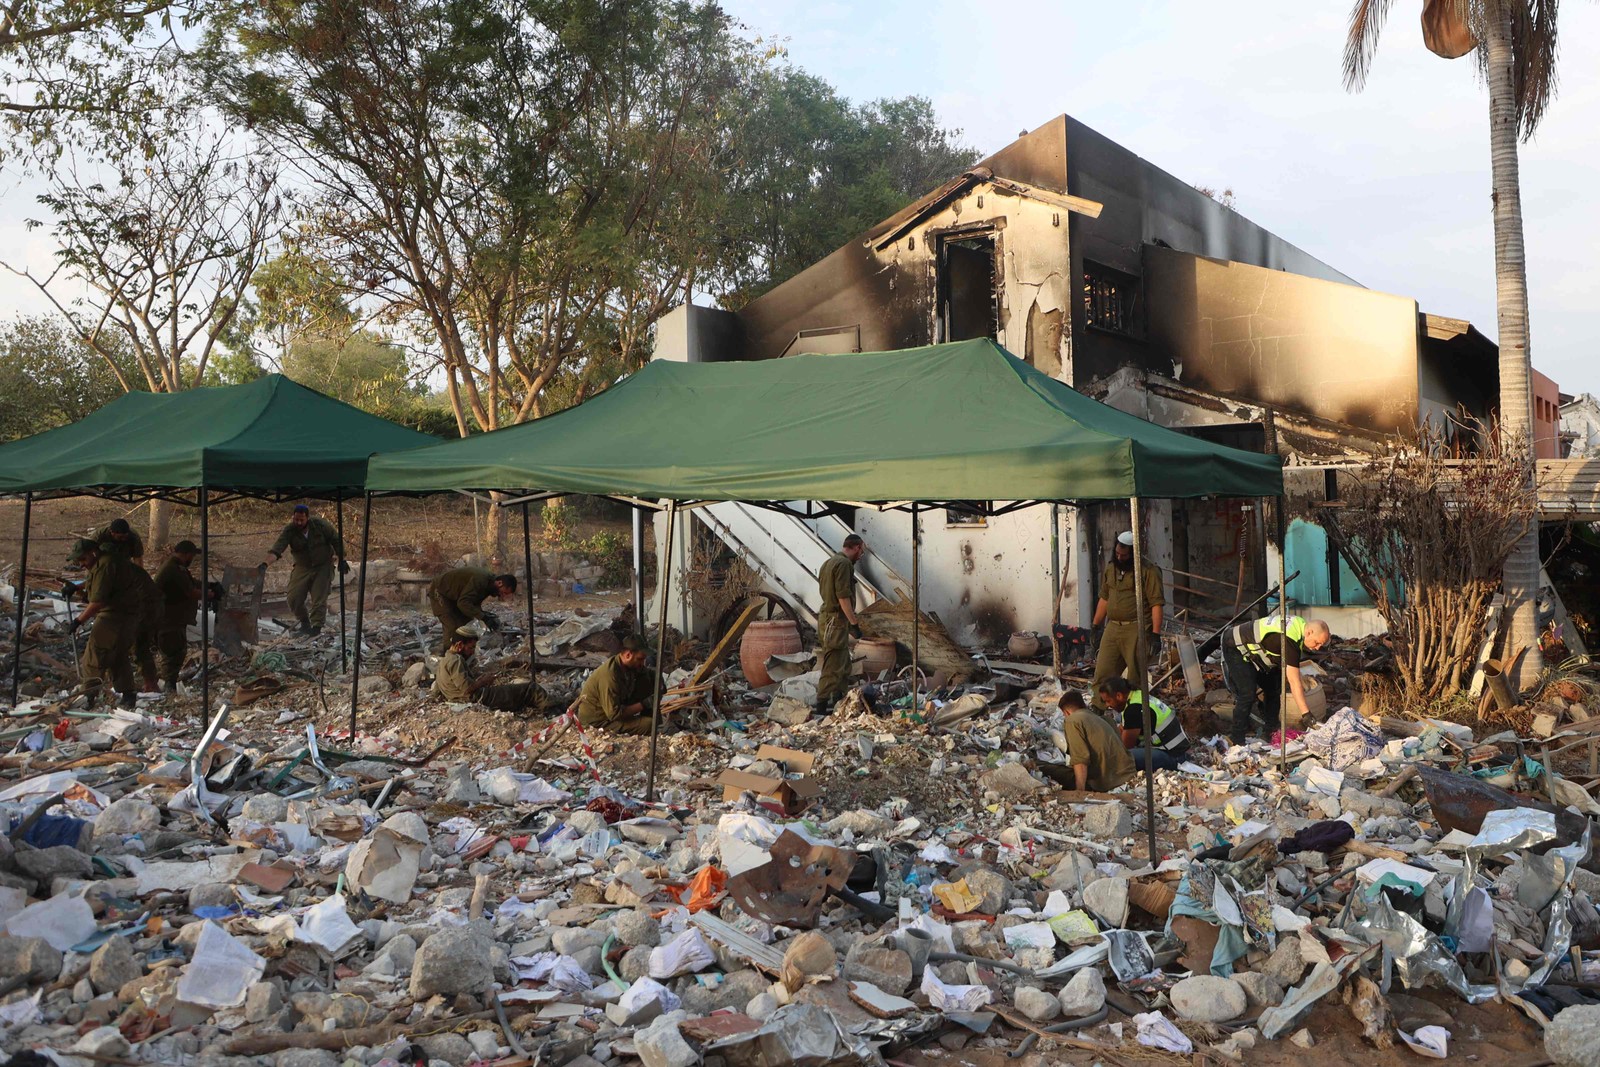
[0,494,640,581]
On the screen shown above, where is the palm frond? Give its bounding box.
[1344,0,1397,91]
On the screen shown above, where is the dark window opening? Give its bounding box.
[945,502,989,527]
[939,234,997,343]
[1083,260,1142,336]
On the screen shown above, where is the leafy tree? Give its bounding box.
[281,333,419,408]
[0,314,139,440]
[1344,0,1561,687]
[718,68,977,306]
[0,0,198,154]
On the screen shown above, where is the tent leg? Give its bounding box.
[1049,503,1061,679]
[337,492,348,672]
[911,503,920,713]
[349,492,372,742]
[200,486,210,720]
[1130,497,1158,866]
[645,500,678,803]
[1278,516,1289,775]
[632,507,646,636]
[522,503,537,673]
[10,492,31,706]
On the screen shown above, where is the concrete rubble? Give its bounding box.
[0,572,1596,1065]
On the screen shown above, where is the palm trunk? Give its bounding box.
[1483,2,1542,691]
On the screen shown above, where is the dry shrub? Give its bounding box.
[680,533,764,624]
[1317,426,1534,709]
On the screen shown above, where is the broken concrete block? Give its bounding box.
[88,936,141,995]
[1259,937,1307,986]
[94,797,161,837]
[16,845,92,885]
[1082,802,1131,839]
[635,1011,696,1067]
[1083,877,1129,926]
[1171,975,1248,1023]
[0,936,63,983]
[410,925,493,999]
[1057,966,1106,1018]
[1339,790,1410,819]
[1230,970,1285,1009]
[843,943,912,995]
[1014,985,1061,1023]
[951,864,1012,914]
[1533,712,1559,738]
[978,761,1046,797]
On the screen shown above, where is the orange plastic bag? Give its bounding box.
[663,864,727,913]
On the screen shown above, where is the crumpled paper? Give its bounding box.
[174,922,266,1010]
[1132,1011,1192,1053]
[1398,1026,1450,1058]
[920,967,992,1011]
[513,953,594,992]
[648,928,716,979]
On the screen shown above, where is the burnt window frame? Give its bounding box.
[1082,259,1144,338]
[932,221,1003,345]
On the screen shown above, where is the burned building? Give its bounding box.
[654,115,1551,644]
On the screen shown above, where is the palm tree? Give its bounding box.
[1344,0,1559,690]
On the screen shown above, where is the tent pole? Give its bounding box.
[336,492,348,672]
[10,492,31,706]
[1130,497,1158,866]
[645,500,678,803]
[200,486,210,720]
[911,503,920,714]
[1049,503,1061,678]
[349,492,372,742]
[1278,511,1289,775]
[522,502,537,673]
[632,507,646,635]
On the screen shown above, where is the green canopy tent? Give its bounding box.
[0,374,438,713]
[361,340,1285,854]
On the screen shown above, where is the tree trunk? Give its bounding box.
[485,492,510,568]
[1483,4,1542,691]
[147,498,171,552]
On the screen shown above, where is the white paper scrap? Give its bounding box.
[174,922,266,1010]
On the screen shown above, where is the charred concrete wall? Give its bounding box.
[1143,246,1421,436]
[1061,115,1356,388]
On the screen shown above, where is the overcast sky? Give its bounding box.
[2,2,1596,395]
[722,0,1600,396]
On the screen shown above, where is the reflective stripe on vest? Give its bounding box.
[1228,614,1306,670]
[1129,689,1187,752]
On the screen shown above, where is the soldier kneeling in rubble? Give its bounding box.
[1036,690,1135,792]
[1098,676,1189,772]
[434,624,549,714]
[573,634,670,735]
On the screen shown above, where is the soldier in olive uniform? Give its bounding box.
[94,518,144,561]
[434,625,548,714]
[260,504,346,635]
[815,534,866,716]
[1090,531,1164,710]
[153,540,202,691]
[573,635,658,735]
[427,565,517,652]
[130,561,160,692]
[69,539,142,708]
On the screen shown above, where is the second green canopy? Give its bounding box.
[366,339,1283,502]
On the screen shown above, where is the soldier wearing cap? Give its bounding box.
[1090,530,1164,709]
[261,504,346,636]
[433,624,549,714]
[94,517,144,561]
[573,635,661,735]
[153,540,203,691]
[68,538,143,708]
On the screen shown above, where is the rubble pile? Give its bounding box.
[0,578,1592,1067]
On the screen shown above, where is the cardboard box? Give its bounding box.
[713,745,820,814]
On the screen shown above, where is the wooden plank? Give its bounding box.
[690,912,786,975]
[689,598,764,688]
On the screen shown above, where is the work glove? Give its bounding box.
[1147,630,1163,662]
[60,580,82,601]
[207,581,227,605]
[69,615,84,634]
[481,611,502,632]
[848,623,863,641]
[257,561,269,573]
[339,560,351,576]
